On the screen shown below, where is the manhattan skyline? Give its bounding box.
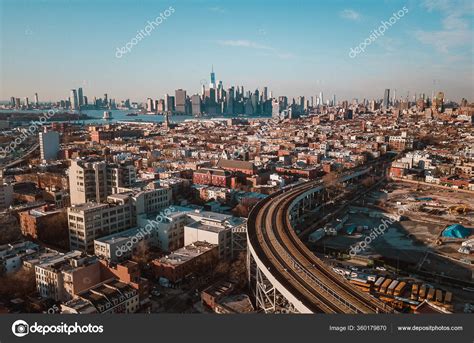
[1,0,473,102]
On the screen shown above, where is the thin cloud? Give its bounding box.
[340,9,361,21]
[415,29,471,53]
[276,52,295,60]
[209,6,227,14]
[217,40,272,50]
[422,0,451,11]
[415,0,472,54]
[216,39,294,60]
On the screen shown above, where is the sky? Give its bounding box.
[0,0,473,103]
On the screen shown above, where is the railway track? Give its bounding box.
[251,171,393,313]
[257,196,337,313]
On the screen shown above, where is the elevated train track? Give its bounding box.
[247,166,393,313]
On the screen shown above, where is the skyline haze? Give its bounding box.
[1,0,473,102]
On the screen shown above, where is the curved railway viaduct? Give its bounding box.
[247,166,394,314]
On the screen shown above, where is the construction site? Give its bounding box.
[307,180,474,313]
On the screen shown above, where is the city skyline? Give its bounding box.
[3,67,470,109]
[1,0,473,102]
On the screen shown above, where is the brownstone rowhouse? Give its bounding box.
[19,205,69,250]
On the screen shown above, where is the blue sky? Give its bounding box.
[0,0,472,102]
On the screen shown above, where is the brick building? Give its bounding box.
[151,241,218,283]
[193,168,231,187]
[99,260,150,308]
[216,159,256,176]
[19,205,69,249]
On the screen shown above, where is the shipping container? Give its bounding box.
[444,292,452,304]
[419,284,427,300]
[374,277,385,291]
[387,280,399,295]
[427,288,435,301]
[394,282,406,296]
[435,289,443,303]
[411,284,419,300]
[380,279,392,294]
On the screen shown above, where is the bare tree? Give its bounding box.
[0,267,36,302]
[322,171,342,200]
[132,240,151,268]
[0,214,21,245]
[211,252,247,291]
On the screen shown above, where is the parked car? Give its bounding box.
[151,290,161,297]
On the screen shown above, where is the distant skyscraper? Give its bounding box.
[146,98,154,112]
[164,94,175,112]
[251,90,259,115]
[319,92,323,106]
[226,87,234,114]
[78,87,84,107]
[333,94,336,106]
[175,89,187,113]
[34,93,39,106]
[24,97,29,108]
[70,89,78,110]
[297,96,305,112]
[369,99,377,112]
[383,89,390,109]
[217,81,224,101]
[210,65,216,89]
[278,96,288,110]
[272,99,280,119]
[262,87,268,102]
[433,91,445,113]
[191,94,202,115]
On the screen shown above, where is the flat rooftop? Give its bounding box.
[156,241,217,266]
[68,202,108,212]
[185,220,228,233]
[94,227,140,245]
